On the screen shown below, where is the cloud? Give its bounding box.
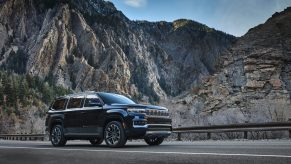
[124,0,147,8]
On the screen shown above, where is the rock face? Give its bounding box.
[0,0,235,102]
[168,7,291,127]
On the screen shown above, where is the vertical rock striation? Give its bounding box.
[0,0,235,102]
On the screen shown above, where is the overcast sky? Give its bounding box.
[108,0,291,36]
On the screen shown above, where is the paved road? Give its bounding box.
[0,140,291,164]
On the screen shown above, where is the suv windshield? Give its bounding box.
[97,92,136,105]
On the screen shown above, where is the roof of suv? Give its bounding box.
[56,91,98,99]
[55,91,124,99]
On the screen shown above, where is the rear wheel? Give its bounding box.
[50,125,67,147]
[104,121,127,148]
[89,138,103,145]
[144,137,164,146]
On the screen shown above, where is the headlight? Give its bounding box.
[127,108,146,113]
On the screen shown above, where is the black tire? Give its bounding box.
[89,138,103,146]
[144,137,164,146]
[50,125,67,147]
[104,121,127,148]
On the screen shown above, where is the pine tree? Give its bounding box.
[11,75,19,114]
[0,72,4,105]
[2,73,12,106]
[42,82,53,104]
[19,78,29,106]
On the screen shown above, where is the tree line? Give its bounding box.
[0,70,71,116]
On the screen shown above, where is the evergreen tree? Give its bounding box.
[19,78,29,105]
[41,82,53,104]
[2,73,13,106]
[0,71,4,104]
[11,75,19,114]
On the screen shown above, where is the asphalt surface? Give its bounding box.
[0,140,291,164]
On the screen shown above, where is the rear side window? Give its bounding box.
[67,97,84,109]
[52,99,67,110]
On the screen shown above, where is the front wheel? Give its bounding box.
[50,125,67,147]
[144,137,164,146]
[89,138,103,146]
[104,121,127,148]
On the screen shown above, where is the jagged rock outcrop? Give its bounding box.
[168,7,291,127]
[0,0,235,102]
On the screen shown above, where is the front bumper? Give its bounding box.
[125,114,172,139]
[126,124,172,139]
[145,124,172,137]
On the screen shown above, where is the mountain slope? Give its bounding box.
[0,0,235,103]
[168,7,291,128]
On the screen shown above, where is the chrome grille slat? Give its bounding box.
[145,109,169,117]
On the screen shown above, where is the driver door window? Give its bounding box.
[84,94,102,107]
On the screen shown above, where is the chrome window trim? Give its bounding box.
[82,107,103,111]
[49,92,105,113]
[48,107,103,113]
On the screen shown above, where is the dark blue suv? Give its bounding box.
[45,91,172,148]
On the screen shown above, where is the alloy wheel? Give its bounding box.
[50,125,67,147]
[105,124,121,145]
[104,121,127,147]
[51,126,62,145]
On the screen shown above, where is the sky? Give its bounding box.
[108,0,291,37]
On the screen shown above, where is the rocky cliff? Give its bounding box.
[0,0,235,103]
[167,7,291,128]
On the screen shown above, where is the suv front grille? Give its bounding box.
[145,109,169,117]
